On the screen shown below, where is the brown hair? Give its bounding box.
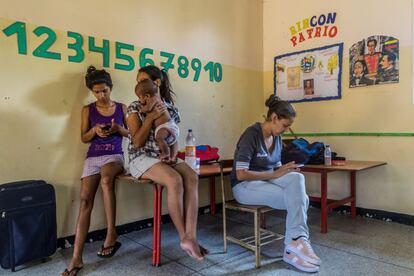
[265,94,296,120]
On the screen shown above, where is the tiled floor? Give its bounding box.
[2,207,414,275]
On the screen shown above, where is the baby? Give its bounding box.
[135,79,179,162]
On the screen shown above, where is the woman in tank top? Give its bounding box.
[61,66,128,276]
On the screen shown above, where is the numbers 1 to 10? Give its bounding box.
[2,21,223,82]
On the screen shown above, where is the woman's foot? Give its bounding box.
[180,237,204,261]
[283,250,319,273]
[61,257,83,276]
[98,233,119,256]
[286,237,321,266]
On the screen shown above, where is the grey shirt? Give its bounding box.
[231,122,282,187]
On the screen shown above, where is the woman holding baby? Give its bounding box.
[126,65,207,261]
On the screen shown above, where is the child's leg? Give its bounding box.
[155,128,171,160]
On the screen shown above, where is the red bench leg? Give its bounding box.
[350,171,356,219]
[210,177,216,215]
[320,171,328,233]
[152,184,163,266]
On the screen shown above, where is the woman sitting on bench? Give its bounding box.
[127,65,207,261]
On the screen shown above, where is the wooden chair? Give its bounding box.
[220,159,284,268]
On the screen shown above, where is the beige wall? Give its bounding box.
[1,0,413,239]
[0,0,264,237]
[263,0,414,215]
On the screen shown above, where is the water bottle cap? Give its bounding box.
[188,129,192,132]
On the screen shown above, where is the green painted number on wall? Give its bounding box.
[3,21,27,55]
[32,26,61,60]
[139,48,155,68]
[204,62,222,82]
[177,56,189,78]
[67,31,84,63]
[160,51,175,72]
[214,63,223,82]
[114,42,135,71]
[203,61,214,82]
[191,58,202,81]
[88,37,110,67]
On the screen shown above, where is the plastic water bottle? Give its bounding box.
[185,129,196,169]
[324,145,332,166]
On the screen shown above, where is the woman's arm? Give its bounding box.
[107,104,129,137]
[236,161,299,181]
[127,101,167,149]
[81,106,97,143]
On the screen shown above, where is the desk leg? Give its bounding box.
[350,171,356,219]
[210,177,216,215]
[152,185,163,267]
[320,171,328,233]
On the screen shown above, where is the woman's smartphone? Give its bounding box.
[101,125,111,131]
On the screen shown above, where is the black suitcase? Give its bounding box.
[0,180,57,271]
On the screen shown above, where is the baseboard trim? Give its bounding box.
[58,203,414,248]
[309,202,414,226]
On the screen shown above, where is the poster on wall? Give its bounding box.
[349,35,399,88]
[274,43,343,103]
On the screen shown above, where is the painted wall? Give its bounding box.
[0,0,264,237]
[264,0,414,215]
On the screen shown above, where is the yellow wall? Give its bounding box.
[264,0,414,215]
[0,0,264,237]
[1,0,413,239]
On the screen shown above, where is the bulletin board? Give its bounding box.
[274,43,343,103]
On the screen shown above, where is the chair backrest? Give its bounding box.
[220,159,234,203]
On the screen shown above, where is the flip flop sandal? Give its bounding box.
[61,266,83,276]
[97,241,122,258]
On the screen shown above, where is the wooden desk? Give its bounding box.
[198,163,232,215]
[301,161,386,233]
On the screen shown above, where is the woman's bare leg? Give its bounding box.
[61,174,100,275]
[141,162,203,260]
[174,163,208,256]
[173,163,199,238]
[99,162,123,255]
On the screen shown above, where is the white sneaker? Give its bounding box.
[283,250,319,273]
[286,237,321,266]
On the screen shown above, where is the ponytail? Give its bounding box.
[138,65,176,104]
[159,70,175,104]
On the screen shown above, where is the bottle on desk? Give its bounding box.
[324,145,332,166]
[185,129,196,169]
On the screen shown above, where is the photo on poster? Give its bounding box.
[349,35,399,88]
[303,79,314,95]
[274,43,343,103]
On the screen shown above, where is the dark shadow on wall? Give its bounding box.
[27,72,90,237]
